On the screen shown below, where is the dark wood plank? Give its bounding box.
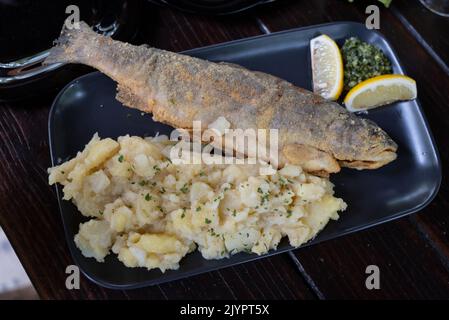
[141,6,262,51]
[0,3,314,300]
[254,0,449,298]
[153,254,314,299]
[392,0,449,72]
[291,219,449,299]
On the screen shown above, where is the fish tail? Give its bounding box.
[44,21,101,65]
[45,21,153,85]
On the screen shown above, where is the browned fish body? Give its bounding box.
[45,22,397,175]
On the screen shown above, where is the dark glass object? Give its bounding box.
[419,0,449,17]
[0,0,142,101]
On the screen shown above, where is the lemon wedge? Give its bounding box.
[344,74,417,112]
[310,34,344,100]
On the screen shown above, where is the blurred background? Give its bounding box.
[0,228,37,299]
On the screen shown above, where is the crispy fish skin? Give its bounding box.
[45,22,397,175]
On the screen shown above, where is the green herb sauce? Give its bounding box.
[341,37,392,90]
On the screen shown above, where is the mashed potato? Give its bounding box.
[48,134,346,272]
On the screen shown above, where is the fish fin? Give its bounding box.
[282,144,340,175]
[44,21,98,65]
[116,84,147,111]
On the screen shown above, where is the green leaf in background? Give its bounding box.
[348,0,392,7]
[378,0,392,7]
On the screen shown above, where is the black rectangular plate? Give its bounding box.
[49,22,441,289]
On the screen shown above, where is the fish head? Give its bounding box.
[338,118,398,170]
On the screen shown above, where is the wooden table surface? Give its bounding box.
[1,0,449,299]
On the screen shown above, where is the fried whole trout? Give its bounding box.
[45,22,397,175]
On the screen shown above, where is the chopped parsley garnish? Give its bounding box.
[180,184,189,194]
[279,176,287,186]
[118,154,124,163]
[260,192,270,205]
[144,193,152,201]
[205,218,211,224]
[196,206,202,212]
[287,210,292,218]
